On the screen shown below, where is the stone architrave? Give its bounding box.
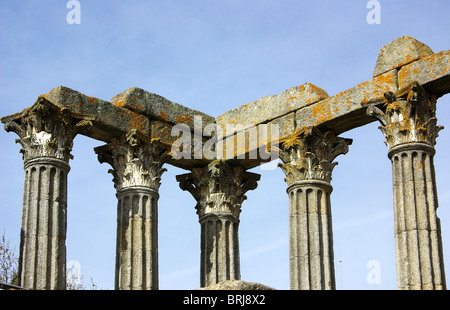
[176,161,260,288]
[1,98,86,290]
[278,127,352,290]
[95,129,167,290]
[367,82,446,290]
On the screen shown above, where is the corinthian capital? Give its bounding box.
[176,160,260,219]
[95,129,168,191]
[278,127,352,185]
[1,97,92,162]
[367,81,444,150]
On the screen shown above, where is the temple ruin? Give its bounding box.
[1,36,449,290]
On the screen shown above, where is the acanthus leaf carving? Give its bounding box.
[278,127,352,185]
[176,160,260,219]
[95,129,167,191]
[2,98,89,163]
[367,81,444,150]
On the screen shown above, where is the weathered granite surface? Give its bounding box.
[373,35,434,77]
[296,69,398,135]
[44,85,150,142]
[215,37,449,163]
[112,87,215,130]
[216,83,328,135]
[398,50,450,97]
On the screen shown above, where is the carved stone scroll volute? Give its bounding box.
[278,127,352,185]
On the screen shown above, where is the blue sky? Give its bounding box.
[1,0,450,290]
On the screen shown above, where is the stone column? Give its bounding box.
[1,100,81,290]
[367,82,446,290]
[176,160,260,287]
[278,127,352,290]
[95,129,167,290]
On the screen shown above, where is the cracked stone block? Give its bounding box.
[398,50,450,97]
[44,85,151,142]
[216,83,328,135]
[111,87,215,131]
[373,36,434,78]
[296,70,398,134]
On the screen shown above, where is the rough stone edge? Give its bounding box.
[216,83,329,134]
[398,50,450,97]
[373,35,434,78]
[111,86,215,130]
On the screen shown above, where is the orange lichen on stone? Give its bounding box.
[371,72,397,98]
[87,96,99,104]
[112,92,127,108]
[291,69,398,134]
[176,114,192,124]
[159,111,168,121]
[125,109,148,134]
[398,50,450,90]
[373,36,434,77]
[312,102,332,123]
[312,104,321,118]
[114,98,126,108]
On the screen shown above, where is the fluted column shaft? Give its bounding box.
[287,180,334,290]
[96,129,167,290]
[279,127,351,290]
[1,99,84,290]
[115,187,159,290]
[177,160,260,287]
[199,213,240,287]
[367,82,446,290]
[19,158,70,290]
[389,144,445,289]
